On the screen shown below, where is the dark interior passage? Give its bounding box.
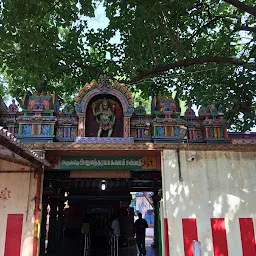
[40,170,161,256]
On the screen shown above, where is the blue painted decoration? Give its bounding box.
[23,125,32,135]
[41,125,51,136]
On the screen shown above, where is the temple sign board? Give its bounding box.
[47,156,158,170]
[59,156,157,170]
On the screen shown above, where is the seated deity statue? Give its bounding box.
[92,98,116,137]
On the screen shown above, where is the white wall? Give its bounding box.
[0,169,37,256]
[162,150,256,256]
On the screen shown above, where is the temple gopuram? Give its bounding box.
[0,76,256,256]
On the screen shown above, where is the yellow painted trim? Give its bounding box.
[170,126,174,136]
[25,142,256,152]
[38,125,41,135]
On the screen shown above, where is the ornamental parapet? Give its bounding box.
[0,76,233,144]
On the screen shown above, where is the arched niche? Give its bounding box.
[85,95,123,137]
[75,76,134,138]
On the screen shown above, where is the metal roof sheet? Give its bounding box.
[0,126,50,167]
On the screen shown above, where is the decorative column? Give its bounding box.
[7,99,18,135]
[188,128,195,140]
[214,127,218,138]
[50,124,54,136]
[77,114,86,137]
[123,115,131,137]
[7,124,15,134]
[224,128,228,138]
[205,127,210,138]
[18,124,23,134]
[154,126,158,136]
[170,126,174,136]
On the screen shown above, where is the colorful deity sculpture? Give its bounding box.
[92,98,116,137]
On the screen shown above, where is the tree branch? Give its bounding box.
[238,25,256,33]
[223,0,256,17]
[190,16,223,39]
[249,44,256,59]
[130,57,246,83]
[148,33,159,65]
[191,15,242,39]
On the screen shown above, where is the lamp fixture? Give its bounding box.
[101,180,106,191]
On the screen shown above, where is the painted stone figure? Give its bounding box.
[92,98,116,137]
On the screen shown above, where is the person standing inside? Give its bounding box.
[111,214,121,256]
[111,214,121,238]
[134,212,148,256]
[80,213,90,255]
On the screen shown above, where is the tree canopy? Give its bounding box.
[0,0,255,131]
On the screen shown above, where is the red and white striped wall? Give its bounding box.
[4,214,24,256]
[0,172,40,256]
[181,217,256,256]
[161,150,256,256]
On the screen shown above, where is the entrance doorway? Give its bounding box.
[40,171,161,256]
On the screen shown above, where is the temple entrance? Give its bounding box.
[40,152,162,256]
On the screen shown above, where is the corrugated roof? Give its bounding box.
[0,126,50,167]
